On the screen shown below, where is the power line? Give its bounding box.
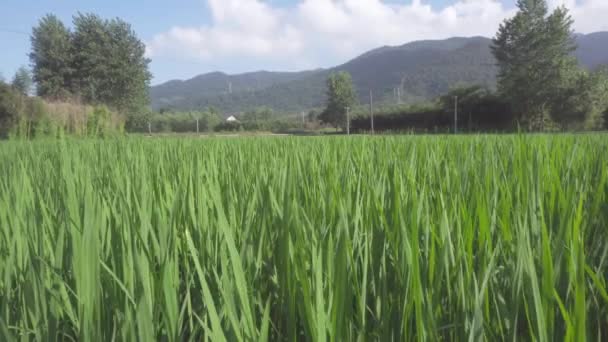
[0,28,29,36]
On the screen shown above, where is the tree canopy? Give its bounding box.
[29,14,73,100]
[319,72,357,128]
[490,0,608,130]
[71,13,151,113]
[11,66,33,96]
[29,13,151,115]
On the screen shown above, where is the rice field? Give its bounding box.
[0,135,607,341]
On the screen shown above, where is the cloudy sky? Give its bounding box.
[1,0,608,84]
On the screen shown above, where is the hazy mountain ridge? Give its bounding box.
[151,32,608,113]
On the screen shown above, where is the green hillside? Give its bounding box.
[151,33,608,113]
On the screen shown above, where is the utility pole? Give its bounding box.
[346,106,350,135]
[454,96,458,134]
[301,111,305,127]
[148,121,152,135]
[397,75,406,105]
[370,89,374,135]
[196,118,199,134]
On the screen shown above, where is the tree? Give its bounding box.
[319,72,357,128]
[11,66,33,96]
[0,82,26,137]
[553,68,608,130]
[491,0,578,130]
[30,14,73,99]
[440,85,486,116]
[241,107,274,123]
[439,85,514,131]
[200,110,222,132]
[71,13,151,113]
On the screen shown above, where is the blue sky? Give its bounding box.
[1,0,606,85]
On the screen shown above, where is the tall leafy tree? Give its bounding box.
[492,0,577,129]
[29,14,73,99]
[71,13,151,113]
[11,66,33,96]
[556,68,608,130]
[319,72,357,128]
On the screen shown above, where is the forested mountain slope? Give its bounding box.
[151,32,608,113]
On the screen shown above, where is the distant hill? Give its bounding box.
[574,32,608,69]
[150,70,322,110]
[150,32,608,114]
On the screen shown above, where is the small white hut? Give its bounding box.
[226,115,239,122]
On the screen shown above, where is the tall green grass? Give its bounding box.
[0,135,606,341]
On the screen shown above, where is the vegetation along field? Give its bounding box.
[0,135,607,341]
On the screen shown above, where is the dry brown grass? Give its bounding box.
[43,100,124,135]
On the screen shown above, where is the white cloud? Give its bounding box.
[146,0,608,71]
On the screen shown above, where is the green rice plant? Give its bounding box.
[0,134,606,341]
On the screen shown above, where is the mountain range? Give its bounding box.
[150,32,608,114]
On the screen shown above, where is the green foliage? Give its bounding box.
[551,68,608,130]
[0,136,607,340]
[240,107,276,131]
[7,97,46,140]
[351,88,516,133]
[439,85,487,116]
[492,1,580,129]
[86,105,113,137]
[0,82,23,137]
[241,106,274,122]
[146,110,223,133]
[307,109,319,122]
[143,107,303,134]
[319,72,357,128]
[0,84,46,139]
[29,13,151,119]
[70,13,151,113]
[439,85,514,131]
[29,14,73,99]
[11,66,32,96]
[0,82,123,139]
[33,113,60,138]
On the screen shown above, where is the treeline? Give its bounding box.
[351,88,514,133]
[351,83,608,133]
[140,107,305,134]
[0,13,151,138]
[323,0,608,133]
[235,107,306,132]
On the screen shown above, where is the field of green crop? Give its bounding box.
[0,135,607,341]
